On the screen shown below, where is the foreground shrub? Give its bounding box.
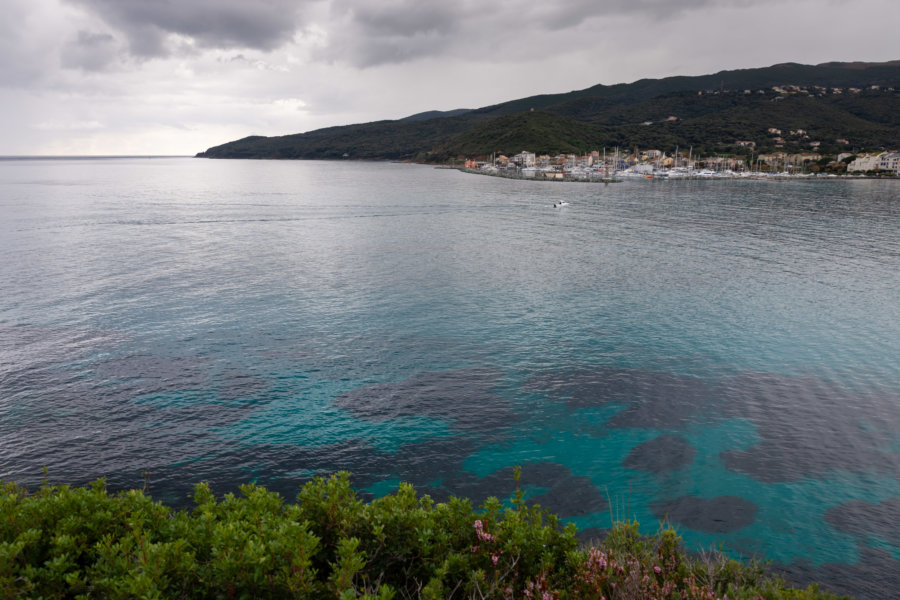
[0,472,849,599]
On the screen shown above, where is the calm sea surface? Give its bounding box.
[1,157,899,597]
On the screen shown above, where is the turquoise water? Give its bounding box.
[1,158,899,597]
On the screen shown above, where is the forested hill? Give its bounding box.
[197,61,900,161]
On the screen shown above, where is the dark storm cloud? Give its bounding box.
[55,0,778,69]
[61,30,119,71]
[319,0,766,68]
[347,2,457,37]
[529,0,752,30]
[65,0,307,57]
[323,0,460,67]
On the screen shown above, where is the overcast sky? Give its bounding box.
[2,0,898,156]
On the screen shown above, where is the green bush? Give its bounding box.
[0,472,850,599]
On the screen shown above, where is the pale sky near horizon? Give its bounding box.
[2,0,898,156]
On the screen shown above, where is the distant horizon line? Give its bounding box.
[0,155,193,160]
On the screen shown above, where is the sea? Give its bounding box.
[1,157,898,598]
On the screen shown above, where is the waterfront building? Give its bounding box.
[878,152,900,174]
[847,153,885,172]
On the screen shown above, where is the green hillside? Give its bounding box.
[594,90,899,155]
[197,61,900,161]
[436,111,605,157]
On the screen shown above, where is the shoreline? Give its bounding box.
[444,165,898,182]
[444,166,621,183]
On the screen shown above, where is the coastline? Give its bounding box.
[445,166,621,183]
[446,165,898,182]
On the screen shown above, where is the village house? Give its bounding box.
[510,151,536,168]
[785,153,821,165]
[758,152,787,164]
[702,156,743,170]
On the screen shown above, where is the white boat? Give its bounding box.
[553,201,570,208]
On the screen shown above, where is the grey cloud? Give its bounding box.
[61,30,119,71]
[57,0,777,69]
[322,0,459,67]
[520,0,768,31]
[317,0,772,68]
[65,0,308,57]
[348,2,458,37]
[339,36,453,68]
